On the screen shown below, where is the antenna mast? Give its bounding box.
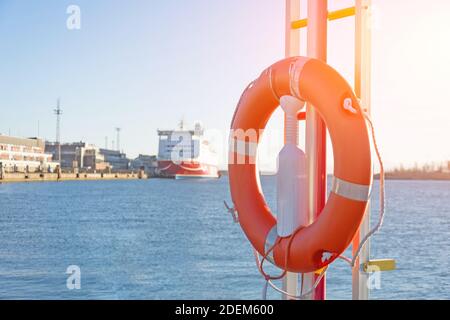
[179,117,185,130]
[115,127,121,151]
[54,98,63,163]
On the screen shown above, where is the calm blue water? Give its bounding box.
[0,177,448,300]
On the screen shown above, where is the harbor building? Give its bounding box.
[0,135,58,173]
[46,141,87,169]
[82,148,110,171]
[131,154,158,175]
[45,142,109,171]
[99,149,130,171]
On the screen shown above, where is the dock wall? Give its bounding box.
[0,171,148,183]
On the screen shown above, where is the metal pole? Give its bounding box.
[116,128,121,152]
[285,0,301,58]
[54,98,63,164]
[353,0,372,300]
[305,0,328,300]
[283,0,301,300]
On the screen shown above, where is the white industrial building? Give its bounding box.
[0,135,59,173]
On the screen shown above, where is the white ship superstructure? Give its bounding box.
[157,122,219,179]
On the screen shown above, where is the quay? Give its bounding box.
[0,170,148,184]
[0,135,155,184]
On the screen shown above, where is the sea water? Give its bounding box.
[0,177,448,299]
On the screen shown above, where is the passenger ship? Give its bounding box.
[157,122,219,179]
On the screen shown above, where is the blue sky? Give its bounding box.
[0,0,285,162]
[1,0,449,170]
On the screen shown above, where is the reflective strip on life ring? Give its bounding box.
[228,56,373,273]
[331,177,372,202]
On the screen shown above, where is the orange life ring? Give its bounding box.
[228,56,373,273]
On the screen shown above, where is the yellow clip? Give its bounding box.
[291,7,356,30]
[328,7,356,22]
[314,266,328,275]
[362,259,396,272]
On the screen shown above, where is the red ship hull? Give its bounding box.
[157,160,219,179]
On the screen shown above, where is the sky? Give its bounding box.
[0,0,449,171]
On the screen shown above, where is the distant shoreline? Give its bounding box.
[220,171,450,181]
[374,172,450,181]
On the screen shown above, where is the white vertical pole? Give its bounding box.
[352,0,372,300]
[283,0,301,300]
[304,0,328,301]
[285,0,300,57]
